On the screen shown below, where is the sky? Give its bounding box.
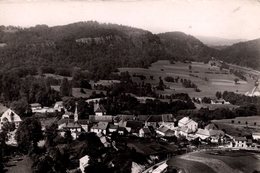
[0,0,260,40]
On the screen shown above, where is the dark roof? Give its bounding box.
[108,124,119,130]
[57,119,81,129]
[126,120,143,130]
[234,137,247,141]
[89,115,113,123]
[136,115,162,122]
[141,127,151,134]
[146,115,162,122]
[64,122,81,129]
[58,118,70,125]
[161,114,175,122]
[78,119,89,125]
[91,122,109,130]
[94,104,106,113]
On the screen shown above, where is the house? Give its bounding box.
[161,114,176,130]
[94,103,107,116]
[108,124,118,133]
[90,122,109,135]
[58,119,82,139]
[0,109,22,130]
[32,107,55,113]
[58,104,83,139]
[211,99,230,105]
[118,127,126,135]
[178,117,198,132]
[196,127,224,143]
[136,96,156,104]
[54,101,65,112]
[125,120,143,136]
[252,132,260,140]
[79,155,90,173]
[145,115,163,128]
[30,103,42,112]
[156,125,175,137]
[230,137,248,148]
[139,127,151,138]
[78,120,89,132]
[177,126,192,137]
[196,128,211,140]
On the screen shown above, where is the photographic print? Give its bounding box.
[0,0,260,172]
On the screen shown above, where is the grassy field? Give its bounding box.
[167,150,260,173]
[118,60,255,98]
[212,116,260,136]
[51,86,105,98]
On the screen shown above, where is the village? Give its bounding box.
[1,92,260,173]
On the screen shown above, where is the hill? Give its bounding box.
[157,32,216,62]
[0,21,167,79]
[0,22,259,79]
[219,38,260,70]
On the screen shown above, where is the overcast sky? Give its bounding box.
[0,0,260,40]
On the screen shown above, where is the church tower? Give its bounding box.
[74,102,78,122]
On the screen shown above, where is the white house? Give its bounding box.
[230,137,249,148]
[252,133,260,140]
[79,155,90,173]
[0,109,22,130]
[54,101,66,112]
[30,103,42,112]
[90,122,109,135]
[211,99,230,105]
[178,117,198,132]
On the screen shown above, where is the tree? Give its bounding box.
[10,98,31,117]
[60,78,72,97]
[157,77,165,90]
[216,91,222,99]
[234,78,239,84]
[15,117,43,153]
[45,123,58,147]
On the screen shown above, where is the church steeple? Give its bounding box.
[74,102,78,122]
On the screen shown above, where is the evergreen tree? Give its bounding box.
[60,78,72,97]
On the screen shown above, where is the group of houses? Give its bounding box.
[55,101,227,146]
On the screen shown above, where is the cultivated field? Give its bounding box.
[167,150,260,173]
[118,60,255,98]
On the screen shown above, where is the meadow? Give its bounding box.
[167,150,260,173]
[212,116,260,136]
[118,60,255,98]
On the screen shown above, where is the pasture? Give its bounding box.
[167,150,260,173]
[212,116,260,136]
[118,60,255,98]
